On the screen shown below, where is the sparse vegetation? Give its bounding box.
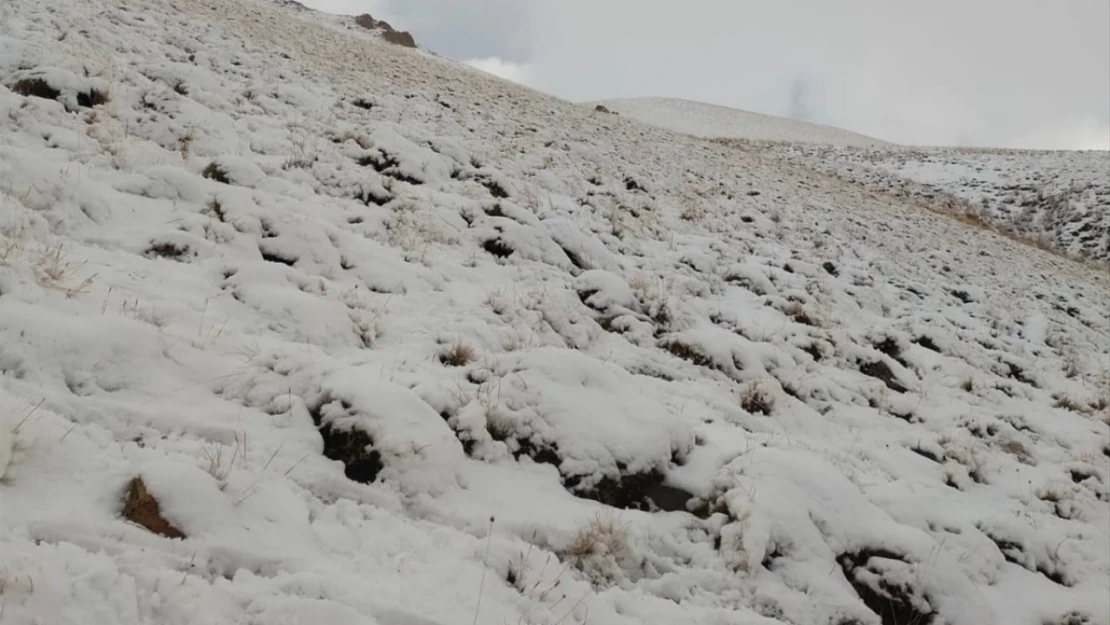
[741,380,775,415]
[440,340,477,367]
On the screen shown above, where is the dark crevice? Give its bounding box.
[909,446,941,463]
[837,549,935,625]
[858,360,908,393]
[873,337,910,369]
[482,238,514,258]
[980,528,1070,587]
[477,176,509,198]
[912,336,941,353]
[558,243,588,271]
[259,245,297,267]
[310,397,384,484]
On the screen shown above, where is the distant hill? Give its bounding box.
[589,97,890,148]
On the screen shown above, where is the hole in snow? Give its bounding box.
[482,238,514,258]
[310,398,384,484]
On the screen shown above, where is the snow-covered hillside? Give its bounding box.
[589,97,890,148]
[594,99,1109,264]
[751,142,1110,264]
[1,1,1108,625]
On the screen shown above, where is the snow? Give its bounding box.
[0,0,1108,624]
[754,142,1110,263]
[596,98,1109,264]
[591,97,891,148]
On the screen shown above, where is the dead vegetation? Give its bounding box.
[741,380,775,415]
[121,477,185,539]
[440,340,478,367]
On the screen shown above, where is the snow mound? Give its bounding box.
[591,97,891,147]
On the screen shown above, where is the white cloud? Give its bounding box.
[463,57,532,85]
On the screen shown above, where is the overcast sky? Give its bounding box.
[302,0,1110,150]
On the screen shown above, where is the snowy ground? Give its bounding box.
[598,99,1108,264]
[753,143,1110,264]
[1,1,1108,624]
[589,98,890,149]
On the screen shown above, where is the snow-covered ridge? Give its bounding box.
[751,142,1110,264]
[0,1,1108,625]
[589,97,891,148]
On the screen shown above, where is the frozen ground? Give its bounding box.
[0,1,1108,624]
[590,98,890,148]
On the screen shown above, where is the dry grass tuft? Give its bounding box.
[741,380,775,416]
[565,511,630,561]
[440,341,478,367]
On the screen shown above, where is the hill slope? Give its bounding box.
[596,98,1109,263]
[590,97,891,147]
[752,142,1110,264]
[1,1,1108,625]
